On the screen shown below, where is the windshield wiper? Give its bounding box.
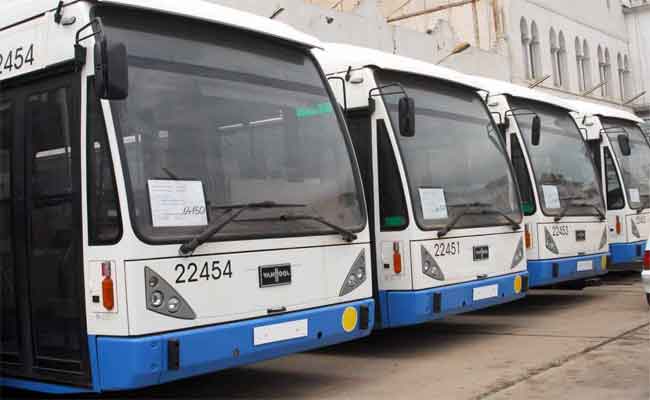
[179,201,306,256]
[438,202,520,238]
[237,214,357,242]
[554,200,605,222]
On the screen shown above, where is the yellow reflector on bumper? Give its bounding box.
[514,275,523,294]
[601,256,608,271]
[341,306,358,333]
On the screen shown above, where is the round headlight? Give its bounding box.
[148,276,159,287]
[355,267,365,280]
[424,260,431,271]
[347,275,357,287]
[167,297,181,313]
[151,291,164,307]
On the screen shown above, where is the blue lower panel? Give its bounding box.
[379,272,528,328]
[96,299,374,392]
[527,253,607,287]
[0,377,94,394]
[609,241,645,268]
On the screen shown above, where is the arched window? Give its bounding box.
[520,18,531,80]
[598,46,605,96]
[618,53,625,100]
[550,28,559,86]
[604,48,612,98]
[623,55,633,101]
[529,21,542,79]
[558,32,568,89]
[576,37,585,92]
[582,40,592,92]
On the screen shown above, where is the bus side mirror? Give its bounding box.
[531,115,541,146]
[94,38,128,100]
[399,96,415,137]
[618,134,631,156]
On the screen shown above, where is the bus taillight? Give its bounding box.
[643,250,650,271]
[101,262,115,311]
[393,242,402,274]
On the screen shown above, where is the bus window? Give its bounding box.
[87,79,122,244]
[377,119,408,230]
[346,112,373,217]
[604,148,625,210]
[510,134,536,215]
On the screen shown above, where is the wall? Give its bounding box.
[505,0,634,109]
[624,1,650,119]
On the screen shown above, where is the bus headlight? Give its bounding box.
[599,227,608,249]
[422,245,445,280]
[151,291,164,307]
[511,238,524,269]
[631,219,640,239]
[545,227,559,255]
[339,250,367,296]
[145,267,196,320]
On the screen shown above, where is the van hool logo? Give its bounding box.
[259,264,292,288]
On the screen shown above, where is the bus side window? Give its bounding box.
[87,78,122,244]
[604,148,624,210]
[377,119,408,231]
[510,134,536,215]
[346,112,373,216]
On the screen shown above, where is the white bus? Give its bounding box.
[568,100,650,270]
[0,0,374,393]
[316,44,528,329]
[475,78,608,288]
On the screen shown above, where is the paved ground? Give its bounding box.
[4,271,649,399]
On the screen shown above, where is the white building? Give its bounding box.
[624,0,650,120]
[212,0,646,116]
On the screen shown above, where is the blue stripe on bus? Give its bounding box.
[376,272,528,329]
[527,253,608,287]
[0,377,95,394]
[609,240,646,267]
[97,299,374,392]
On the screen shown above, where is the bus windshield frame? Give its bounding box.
[602,117,650,210]
[94,6,367,244]
[509,97,605,218]
[376,70,523,232]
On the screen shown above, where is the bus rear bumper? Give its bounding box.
[378,272,528,328]
[608,241,646,270]
[527,254,608,287]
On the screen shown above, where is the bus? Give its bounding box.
[475,78,609,288]
[568,99,650,270]
[316,44,528,329]
[0,0,374,393]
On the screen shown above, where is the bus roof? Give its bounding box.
[315,43,482,90]
[564,98,644,123]
[1,0,321,49]
[471,75,574,110]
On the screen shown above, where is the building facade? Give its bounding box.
[213,0,646,115]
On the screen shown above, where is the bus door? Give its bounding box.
[0,71,90,387]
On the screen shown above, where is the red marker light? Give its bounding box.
[643,250,650,271]
[101,262,115,311]
[393,242,402,274]
[615,216,622,235]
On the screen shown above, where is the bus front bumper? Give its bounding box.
[93,299,373,392]
[608,241,646,270]
[378,272,528,328]
[527,254,608,287]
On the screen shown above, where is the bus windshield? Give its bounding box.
[98,7,365,242]
[603,117,650,210]
[509,98,604,217]
[377,71,522,231]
